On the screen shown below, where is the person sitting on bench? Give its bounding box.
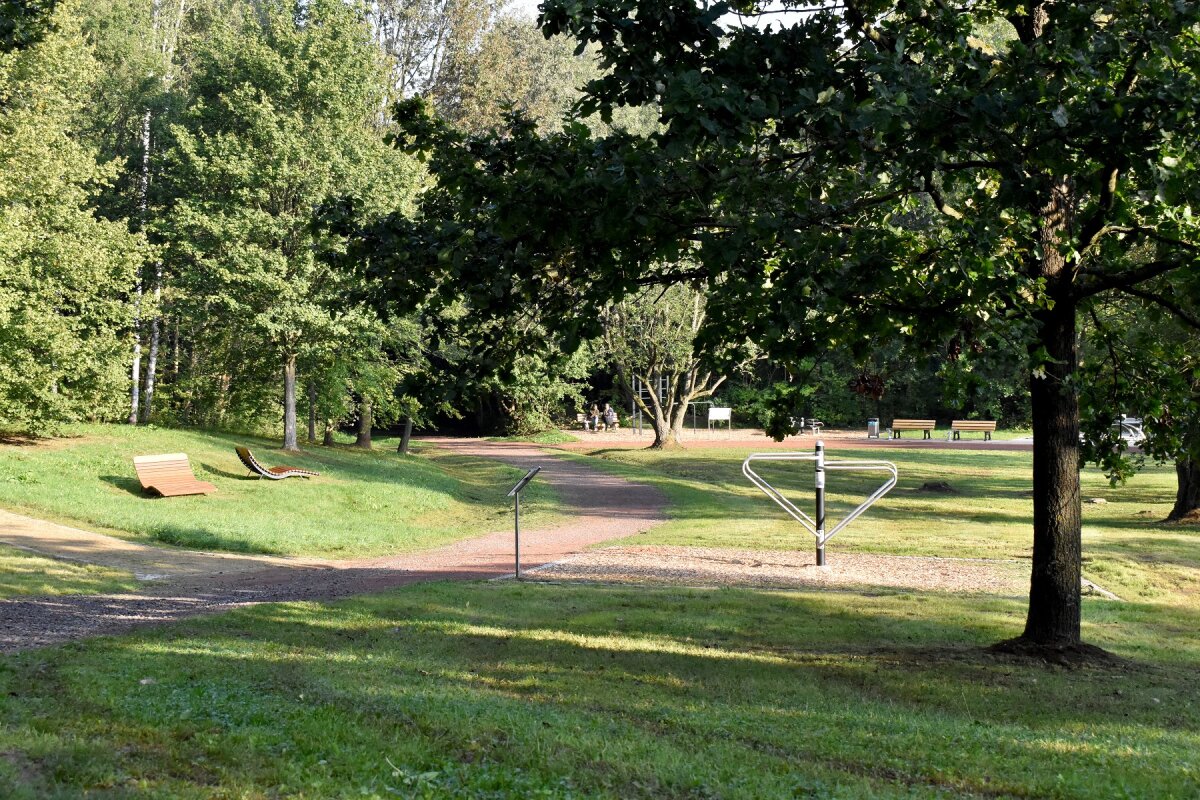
[603,403,618,430]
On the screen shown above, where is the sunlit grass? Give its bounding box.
[0,424,562,558]
[564,445,1198,604]
[0,543,137,599]
[0,582,1195,798]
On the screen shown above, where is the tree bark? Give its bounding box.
[307,380,317,444]
[1169,456,1200,521]
[398,416,413,455]
[1021,177,1083,647]
[1022,299,1082,645]
[140,267,163,423]
[282,355,298,451]
[323,417,335,446]
[355,400,373,449]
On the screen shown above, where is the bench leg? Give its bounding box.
[953,431,960,441]
[985,432,992,441]
[923,430,931,440]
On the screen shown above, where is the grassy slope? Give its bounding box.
[0,425,560,559]
[0,582,1195,799]
[0,544,137,599]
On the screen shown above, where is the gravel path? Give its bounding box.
[0,438,666,652]
[528,545,1032,596]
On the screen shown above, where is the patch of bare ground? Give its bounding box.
[987,637,1124,669]
[1162,509,1200,525]
[529,545,1033,596]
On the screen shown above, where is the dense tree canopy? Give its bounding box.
[346,0,1200,649]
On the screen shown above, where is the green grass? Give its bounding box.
[0,441,1196,797]
[565,445,1199,604]
[0,543,137,599]
[0,581,1196,799]
[0,425,562,559]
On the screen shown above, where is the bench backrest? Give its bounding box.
[951,420,997,430]
[133,453,196,488]
[892,419,935,428]
[708,407,732,422]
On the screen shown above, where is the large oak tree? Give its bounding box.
[344,0,1200,651]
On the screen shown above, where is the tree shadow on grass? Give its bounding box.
[100,475,146,497]
[148,525,282,555]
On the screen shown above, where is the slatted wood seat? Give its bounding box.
[133,453,216,497]
[236,447,320,480]
[951,420,997,441]
[890,419,936,439]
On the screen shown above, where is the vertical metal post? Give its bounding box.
[814,440,826,567]
[514,491,521,580]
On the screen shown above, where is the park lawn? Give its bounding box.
[0,543,138,599]
[0,580,1196,799]
[0,425,561,559]
[564,445,1199,606]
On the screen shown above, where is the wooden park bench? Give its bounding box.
[951,420,997,441]
[890,419,936,439]
[133,453,216,497]
[236,447,320,480]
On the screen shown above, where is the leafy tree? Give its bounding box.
[0,1,144,433]
[1081,288,1200,521]
[0,0,57,54]
[160,0,416,449]
[599,284,753,447]
[350,1,1200,651]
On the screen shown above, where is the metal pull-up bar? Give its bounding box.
[742,442,897,566]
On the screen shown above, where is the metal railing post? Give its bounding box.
[815,440,826,567]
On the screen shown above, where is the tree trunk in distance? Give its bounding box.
[323,417,335,446]
[1021,297,1082,646]
[355,400,373,449]
[307,380,317,444]
[1169,456,1200,521]
[282,355,298,451]
[398,416,413,455]
[140,268,162,423]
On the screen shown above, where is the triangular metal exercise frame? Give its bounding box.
[742,442,897,566]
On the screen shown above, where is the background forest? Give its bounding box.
[0,0,1152,450]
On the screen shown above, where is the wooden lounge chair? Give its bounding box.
[133,453,217,497]
[236,447,320,480]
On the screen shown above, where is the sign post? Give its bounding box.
[506,467,542,579]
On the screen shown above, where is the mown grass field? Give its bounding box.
[567,444,1196,606]
[0,543,137,599]
[0,439,1196,798]
[0,581,1196,799]
[0,425,560,559]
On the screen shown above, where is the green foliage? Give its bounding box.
[0,1,144,433]
[157,0,419,441]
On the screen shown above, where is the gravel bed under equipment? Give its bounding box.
[528,545,1032,596]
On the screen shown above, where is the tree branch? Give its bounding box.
[1076,259,1187,298]
[1116,286,1200,332]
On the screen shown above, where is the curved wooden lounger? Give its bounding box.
[236,447,320,480]
[133,453,217,497]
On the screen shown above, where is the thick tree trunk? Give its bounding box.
[398,416,413,455]
[1022,298,1082,645]
[1169,456,1200,521]
[355,400,373,449]
[282,355,298,451]
[323,417,335,446]
[306,380,317,444]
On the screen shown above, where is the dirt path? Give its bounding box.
[0,438,666,653]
